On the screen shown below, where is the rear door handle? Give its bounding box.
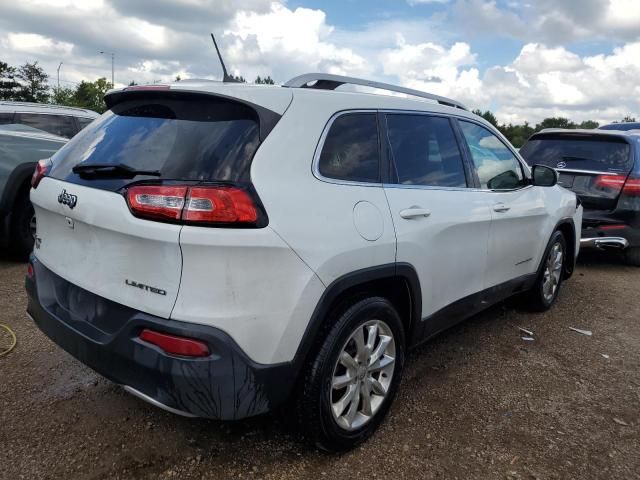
[493,203,510,213]
[399,207,431,219]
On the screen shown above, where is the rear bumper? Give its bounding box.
[25,257,295,420]
[580,236,629,250]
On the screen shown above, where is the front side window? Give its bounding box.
[386,114,467,187]
[318,113,380,183]
[459,121,525,190]
[76,117,94,131]
[14,113,76,138]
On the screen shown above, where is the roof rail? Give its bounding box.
[283,73,467,110]
[0,100,96,115]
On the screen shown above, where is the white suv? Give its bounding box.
[25,74,582,450]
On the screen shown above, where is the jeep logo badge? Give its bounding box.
[58,189,77,209]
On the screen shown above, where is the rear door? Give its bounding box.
[520,133,634,211]
[382,113,492,326]
[32,94,265,319]
[457,119,548,287]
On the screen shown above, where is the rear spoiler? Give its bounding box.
[103,87,282,141]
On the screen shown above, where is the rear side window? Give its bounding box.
[0,112,14,124]
[49,97,261,189]
[520,135,632,173]
[76,117,94,130]
[14,113,76,138]
[459,121,525,190]
[386,114,466,187]
[318,113,380,183]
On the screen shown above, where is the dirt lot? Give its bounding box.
[1,253,639,480]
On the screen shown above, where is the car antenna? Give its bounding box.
[210,33,240,83]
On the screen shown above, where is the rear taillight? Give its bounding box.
[26,262,34,279]
[622,177,640,197]
[139,329,209,357]
[595,174,626,190]
[127,185,188,221]
[126,185,261,226]
[31,159,51,189]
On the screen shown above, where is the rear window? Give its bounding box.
[49,96,261,189]
[14,113,76,138]
[520,135,632,173]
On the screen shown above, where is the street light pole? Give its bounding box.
[99,51,115,87]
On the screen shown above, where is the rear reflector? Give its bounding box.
[126,184,259,225]
[600,224,627,230]
[139,329,209,357]
[26,263,34,278]
[32,159,51,189]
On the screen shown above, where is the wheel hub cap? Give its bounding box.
[330,319,396,431]
[542,241,564,303]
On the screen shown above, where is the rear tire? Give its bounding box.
[523,230,566,312]
[624,247,640,267]
[9,187,35,261]
[295,297,405,452]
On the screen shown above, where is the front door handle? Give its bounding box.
[399,207,431,219]
[493,203,510,213]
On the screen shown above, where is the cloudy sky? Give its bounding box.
[0,0,639,124]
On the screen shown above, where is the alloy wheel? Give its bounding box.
[330,320,396,431]
[542,241,563,303]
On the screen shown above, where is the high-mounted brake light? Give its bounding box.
[32,159,51,189]
[126,185,260,225]
[139,329,209,357]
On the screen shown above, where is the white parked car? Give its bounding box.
[25,74,582,450]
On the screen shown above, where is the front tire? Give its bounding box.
[524,230,566,311]
[9,187,35,260]
[295,297,405,451]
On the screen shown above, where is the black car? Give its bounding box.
[520,129,640,266]
[599,122,640,131]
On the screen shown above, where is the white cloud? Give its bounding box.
[407,0,449,4]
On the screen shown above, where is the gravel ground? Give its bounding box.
[1,252,639,480]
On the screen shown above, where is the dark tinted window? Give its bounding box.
[520,135,632,173]
[49,97,261,190]
[14,113,76,138]
[0,112,14,125]
[386,114,466,187]
[77,117,94,130]
[318,113,380,183]
[459,121,525,190]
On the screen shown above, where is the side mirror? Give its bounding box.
[531,164,558,187]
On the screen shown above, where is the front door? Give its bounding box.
[456,119,549,288]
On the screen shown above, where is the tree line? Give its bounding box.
[472,109,636,147]
[0,59,275,114]
[1,59,633,142]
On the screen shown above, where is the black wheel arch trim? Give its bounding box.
[290,262,422,380]
[0,162,35,215]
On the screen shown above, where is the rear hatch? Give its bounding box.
[31,91,271,319]
[520,132,634,210]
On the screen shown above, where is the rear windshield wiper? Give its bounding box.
[72,163,161,179]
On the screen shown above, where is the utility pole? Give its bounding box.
[99,51,115,87]
[56,62,62,92]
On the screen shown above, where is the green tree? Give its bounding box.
[0,61,21,100]
[128,80,138,86]
[472,109,498,128]
[230,74,246,83]
[254,75,275,84]
[578,120,599,129]
[72,77,112,113]
[535,117,576,130]
[175,75,181,82]
[16,61,49,102]
[51,86,76,105]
